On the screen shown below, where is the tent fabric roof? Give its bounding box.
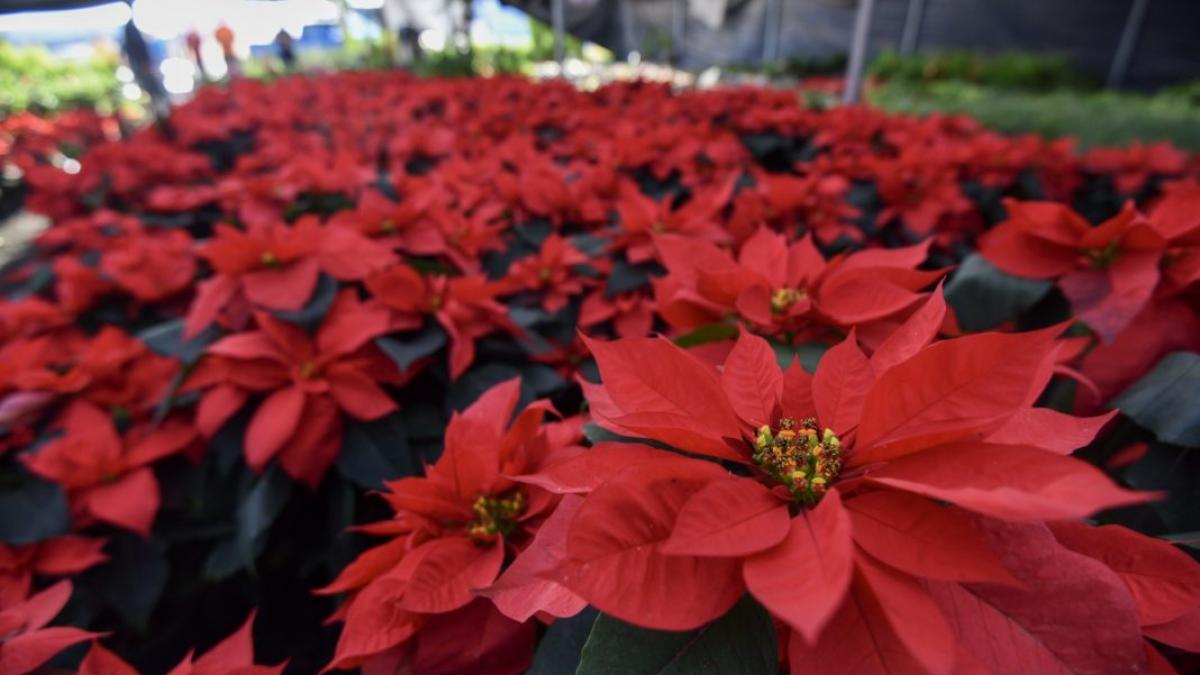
[0,0,119,12]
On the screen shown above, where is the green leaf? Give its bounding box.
[137,318,219,364]
[527,607,598,675]
[606,259,660,297]
[1112,352,1200,447]
[772,340,827,373]
[83,533,168,630]
[336,413,414,489]
[945,254,1051,331]
[0,471,70,544]
[673,323,738,349]
[576,595,776,675]
[375,323,447,372]
[271,273,338,330]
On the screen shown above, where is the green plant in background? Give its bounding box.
[869,49,1093,91]
[868,80,1200,150]
[0,40,120,115]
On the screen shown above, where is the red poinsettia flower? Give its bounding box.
[1147,179,1200,293]
[727,168,857,247]
[184,291,404,486]
[0,581,100,675]
[579,289,655,339]
[872,151,975,238]
[2,326,177,417]
[51,257,114,315]
[326,186,446,255]
[79,611,285,675]
[100,228,197,303]
[654,228,943,346]
[503,235,593,313]
[1082,142,1188,195]
[23,402,196,535]
[186,217,395,337]
[0,298,69,342]
[0,535,107,607]
[318,380,583,673]
[979,200,1168,342]
[614,182,730,264]
[366,264,519,379]
[527,292,1160,672]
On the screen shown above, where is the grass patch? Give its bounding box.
[868,81,1200,150]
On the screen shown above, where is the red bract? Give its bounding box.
[326,186,445,255]
[100,228,197,303]
[79,611,285,675]
[579,289,655,338]
[0,535,107,606]
[185,290,403,486]
[23,402,196,535]
[527,294,1167,671]
[186,217,394,337]
[0,581,100,675]
[366,264,518,379]
[503,235,593,312]
[979,200,1166,341]
[614,182,730,263]
[319,379,582,673]
[0,327,177,417]
[655,228,943,346]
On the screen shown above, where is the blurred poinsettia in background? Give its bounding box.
[0,72,1198,673]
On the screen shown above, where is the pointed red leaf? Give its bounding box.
[552,459,742,631]
[661,476,791,557]
[1050,521,1200,626]
[927,520,1145,674]
[855,328,1061,465]
[846,490,1013,584]
[582,335,743,461]
[869,285,946,375]
[855,553,955,675]
[83,468,159,536]
[983,408,1116,455]
[0,627,102,675]
[866,442,1155,521]
[720,329,783,429]
[743,489,854,643]
[79,643,139,675]
[787,571,927,675]
[486,495,587,622]
[245,386,307,472]
[242,257,321,311]
[812,331,872,435]
[396,537,504,614]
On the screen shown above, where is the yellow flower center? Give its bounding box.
[466,490,526,544]
[260,251,280,268]
[298,361,318,380]
[380,218,397,234]
[753,417,842,506]
[770,287,805,314]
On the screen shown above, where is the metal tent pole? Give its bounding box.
[762,0,781,64]
[1107,0,1150,88]
[843,0,876,104]
[899,0,925,55]
[552,0,566,66]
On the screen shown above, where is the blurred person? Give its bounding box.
[215,22,240,78]
[186,29,208,81]
[122,19,169,121]
[275,30,296,72]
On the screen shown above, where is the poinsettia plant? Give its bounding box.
[1,71,1198,672]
